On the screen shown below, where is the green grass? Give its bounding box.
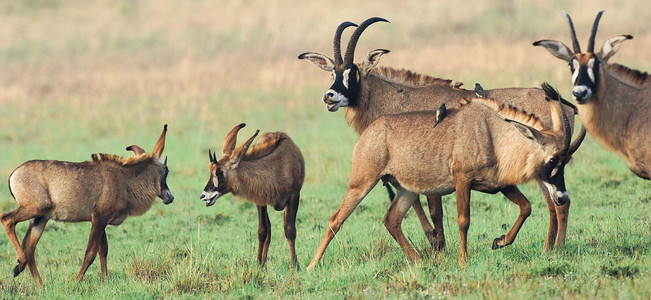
[0,0,649,298]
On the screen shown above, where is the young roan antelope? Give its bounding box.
[1,125,173,283]
[299,17,585,251]
[200,123,305,269]
[534,10,650,180]
[307,85,584,270]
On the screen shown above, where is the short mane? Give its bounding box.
[90,153,153,166]
[606,64,651,87]
[244,132,287,160]
[373,66,454,87]
[459,97,544,131]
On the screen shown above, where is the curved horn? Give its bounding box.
[126,145,146,156]
[152,124,167,158]
[587,10,605,53]
[562,11,582,53]
[223,123,246,155]
[568,125,587,155]
[558,96,572,154]
[334,21,358,65]
[208,148,216,163]
[343,17,389,64]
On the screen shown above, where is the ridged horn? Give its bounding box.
[568,125,587,155]
[334,21,358,65]
[223,123,246,155]
[562,11,582,53]
[343,17,389,64]
[587,10,605,53]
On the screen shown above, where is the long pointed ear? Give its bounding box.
[506,119,548,147]
[223,123,246,155]
[230,130,259,169]
[126,145,146,156]
[152,124,167,159]
[533,40,574,62]
[298,52,336,71]
[598,35,632,63]
[361,49,390,77]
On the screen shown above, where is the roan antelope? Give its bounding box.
[1,125,173,283]
[200,123,305,269]
[307,84,584,270]
[299,17,584,251]
[534,10,650,180]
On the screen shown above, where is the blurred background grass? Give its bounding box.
[0,0,648,298]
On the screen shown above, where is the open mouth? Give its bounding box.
[326,103,338,111]
[200,191,221,207]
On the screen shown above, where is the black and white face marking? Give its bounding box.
[322,64,361,112]
[540,156,570,206]
[159,162,174,204]
[571,56,600,104]
[200,166,228,207]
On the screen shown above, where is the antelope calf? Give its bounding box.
[200,123,305,269]
[307,85,584,270]
[1,125,173,283]
[534,10,650,179]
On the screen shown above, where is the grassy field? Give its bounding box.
[0,0,649,298]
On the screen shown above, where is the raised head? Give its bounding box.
[533,10,633,103]
[200,123,259,206]
[298,17,390,111]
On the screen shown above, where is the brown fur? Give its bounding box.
[372,66,454,87]
[459,97,545,131]
[307,98,572,270]
[303,32,577,252]
[202,126,304,269]
[605,64,651,87]
[1,125,171,283]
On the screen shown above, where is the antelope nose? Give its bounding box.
[572,89,588,99]
[323,92,334,102]
[200,193,205,200]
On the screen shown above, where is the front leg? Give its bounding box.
[426,195,446,251]
[98,230,108,281]
[76,218,108,282]
[256,205,271,266]
[492,186,531,249]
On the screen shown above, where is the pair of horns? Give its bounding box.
[563,10,604,53]
[208,123,259,163]
[126,124,168,158]
[333,17,389,65]
[541,83,585,155]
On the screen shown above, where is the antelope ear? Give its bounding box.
[298,52,336,71]
[152,124,167,159]
[230,130,259,169]
[506,119,548,147]
[598,35,632,63]
[362,49,390,77]
[533,40,574,62]
[126,145,146,156]
[223,123,246,155]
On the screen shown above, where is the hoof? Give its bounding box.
[492,235,506,250]
[13,264,24,277]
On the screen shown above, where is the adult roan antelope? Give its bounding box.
[306,84,584,270]
[200,123,305,269]
[299,17,585,251]
[534,10,650,180]
[1,125,173,284]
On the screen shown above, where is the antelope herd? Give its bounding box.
[2,11,648,283]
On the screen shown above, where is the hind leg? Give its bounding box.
[283,191,300,270]
[426,195,446,251]
[22,217,48,284]
[1,207,41,278]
